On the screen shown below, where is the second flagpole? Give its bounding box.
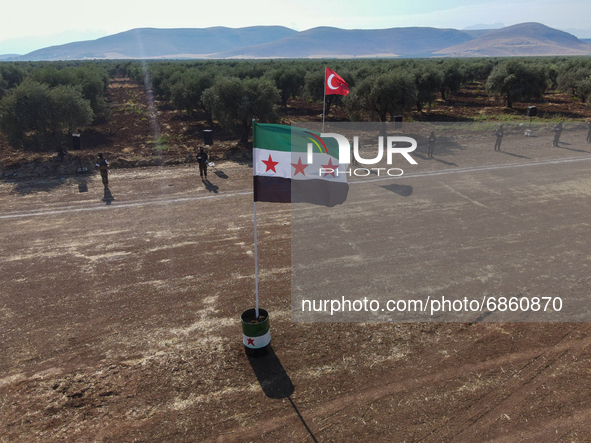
[322,66,326,133]
[252,118,259,319]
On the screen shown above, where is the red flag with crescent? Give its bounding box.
[325,67,349,96]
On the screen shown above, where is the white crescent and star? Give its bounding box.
[327,73,339,90]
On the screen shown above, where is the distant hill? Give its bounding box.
[22,26,298,60]
[217,27,474,58]
[0,54,21,61]
[463,23,505,31]
[461,30,495,39]
[11,22,591,61]
[435,22,591,56]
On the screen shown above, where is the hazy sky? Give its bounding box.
[2,0,591,54]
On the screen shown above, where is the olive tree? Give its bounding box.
[169,68,214,117]
[202,77,279,141]
[346,71,417,122]
[486,60,547,108]
[268,67,305,107]
[0,80,93,150]
[439,60,466,100]
[0,63,26,99]
[413,66,443,112]
[31,65,109,117]
[576,77,591,104]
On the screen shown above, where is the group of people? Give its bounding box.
[94,122,591,188]
[493,121,591,152]
[425,121,591,157]
[94,146,210,189]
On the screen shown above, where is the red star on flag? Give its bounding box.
[321,158,339,177]
[291,157,308,176]
[262,155,279,173]
[247,338,255,346]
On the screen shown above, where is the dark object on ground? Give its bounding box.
[527,106,537,117]
[72,133,81,150]
[203,129,213,146]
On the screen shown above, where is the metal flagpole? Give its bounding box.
[254,200,259,319]
[252,118,259,319]
[323,66,326,133]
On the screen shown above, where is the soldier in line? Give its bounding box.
[197,147,208,180]
[427,131,436,158]
[586,121,591,143]
[553,121,563,147]
[96,153,109,188]
[494,124,504,151]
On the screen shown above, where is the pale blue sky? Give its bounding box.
[1,0,591,54]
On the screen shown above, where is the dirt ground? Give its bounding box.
[2,120,591,442]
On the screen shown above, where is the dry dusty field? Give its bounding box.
[2,127,591,442]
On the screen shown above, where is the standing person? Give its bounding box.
[96,153,109,188]
[427,131,436,158]
[586,121,591,143]
[197,147,208,180]
[553,121,563,147]
[494,124,504,151]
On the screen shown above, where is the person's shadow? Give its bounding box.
[203,179,218,194]
[102,187,115,205]
[381,183,413,197]
[247,346,318,442]
[500,151,530,159]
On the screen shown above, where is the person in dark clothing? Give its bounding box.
[553,122,563,147]
[96,153,109,188]
[427,131,436,158]
[586,121,591,143]
[494,125,504,151]
[197,147,208,180]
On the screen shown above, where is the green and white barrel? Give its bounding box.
[241,308,270,355]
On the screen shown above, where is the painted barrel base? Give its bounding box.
[241,308,270,357]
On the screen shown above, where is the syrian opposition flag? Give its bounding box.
[325,68,349,96]
[253,123,348,207]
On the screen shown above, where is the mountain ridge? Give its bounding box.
[9,22,591,61]
[435,22,591,56]
[22,26,298,60]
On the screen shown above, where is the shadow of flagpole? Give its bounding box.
[287,396,319,443]
[247,346,318,442]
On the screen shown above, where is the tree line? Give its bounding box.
[1,57,591,150]
[0,62,109,150]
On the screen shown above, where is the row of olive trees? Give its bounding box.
[0,63,109,150]
[0,80,93,150]
[134,58,478,131]
[133,57,561,134]
[555,58,591,103]
[0,63,26,99]
[1,56,590,150]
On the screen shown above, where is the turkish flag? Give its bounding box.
[325,67,349,96]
